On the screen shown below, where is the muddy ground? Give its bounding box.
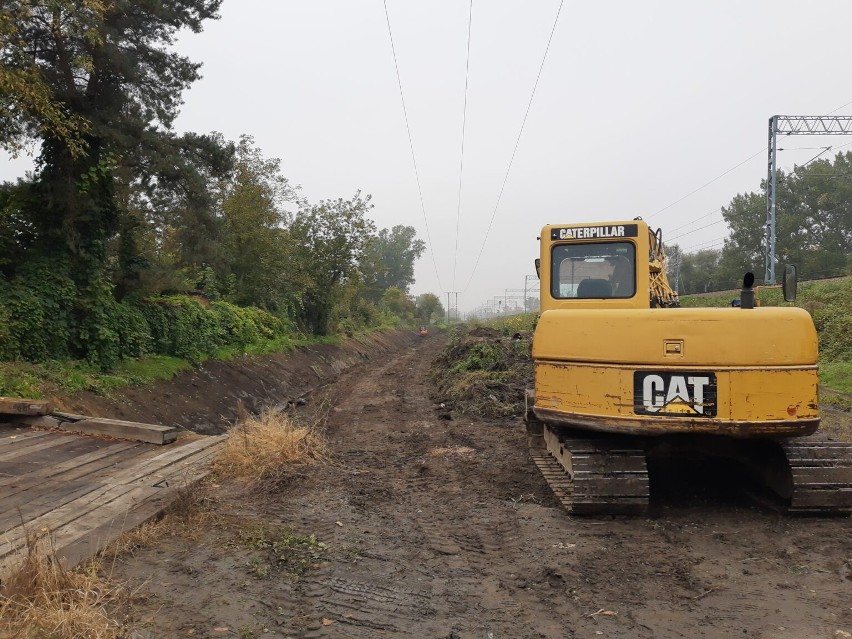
[103,332,850,639]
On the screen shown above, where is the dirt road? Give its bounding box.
[116,334,851,639]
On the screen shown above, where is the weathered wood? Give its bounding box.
[0,397,52,416]
[17,415,64,430]
[57,417,179,445]
[0,432,78,462]
[52,447,221,568]
[0,437,225,574]
[0,440,138,490]
[0,444,146,528]
[0,436,225,558]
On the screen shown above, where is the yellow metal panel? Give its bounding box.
[533,307,818,367]
[533,362,818,437]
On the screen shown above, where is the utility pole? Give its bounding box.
[764,115,852,284]
[445,291,460,324]
[524,274,538,312]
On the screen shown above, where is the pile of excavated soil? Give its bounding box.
[52,330,419,435]
[430,325,533,419]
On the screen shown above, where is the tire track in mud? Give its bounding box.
[278,336,594,638]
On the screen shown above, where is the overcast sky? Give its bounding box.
[3,0,852,312]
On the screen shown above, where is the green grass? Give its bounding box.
[821,361,852,395]
[0,332,348,400]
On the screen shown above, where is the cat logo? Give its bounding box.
[633,371,717,417]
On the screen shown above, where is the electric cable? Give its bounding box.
[462,0,565,292]
[667,218,726,242]
[451,0,474,291]
[382,0,443,290]
[645,148,766,222]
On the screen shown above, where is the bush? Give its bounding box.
[0,258,76,361]
[138,296,223,360]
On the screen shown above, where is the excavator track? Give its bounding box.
[529,423,650,516]
[780,435,852,516]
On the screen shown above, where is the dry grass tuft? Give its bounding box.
[214,409,330,489]
[0,534,124,639]
[106,482,219,558]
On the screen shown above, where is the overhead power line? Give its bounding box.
[382,0,443,291]
[648,98,852,230]
[646,148,766,222]
[463,0,565,292]
[667,218,726,242]
[452,0,474,291]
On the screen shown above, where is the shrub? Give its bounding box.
[0,258,76,361]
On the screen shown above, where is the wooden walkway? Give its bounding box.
[0,422,225,575]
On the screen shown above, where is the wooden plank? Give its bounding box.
[0,438,225,572]
[55,458,218,569]
[0,432,79,462]
[0,397,52,416]
[0,440,139,490]
[0,430,50,451]
[58,417,179,445]
[0,436,225,560]
[0,444,148,527]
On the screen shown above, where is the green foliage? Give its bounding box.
[670,152,852,295]
[0,258,76,361]
[239,526,328,578]
[415,293,444,323]
[432,325,533,419]
[820,363,852,396]
[139,296,222,361]
[450,342,508,374]
[360,225,425,302]
[285,192,377,334]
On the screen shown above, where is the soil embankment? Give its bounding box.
[52,330,417,435]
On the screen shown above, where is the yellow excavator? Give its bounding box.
[525,218,852,515]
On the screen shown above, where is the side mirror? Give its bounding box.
[534,258,541,279]
[782,264,797,302]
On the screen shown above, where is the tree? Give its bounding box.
[0,0,223,363]
[360,225,425,302]
[677,248,724,294]
[415,293,444,323]
[0,0,222,276]
[719,153,852,285]
[217,135,300,309]
[285,192,376,334]
[380,287,415,321]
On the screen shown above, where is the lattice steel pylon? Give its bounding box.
[765,115,852,284]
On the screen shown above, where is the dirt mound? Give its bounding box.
[52,330,419,435]
[430,326,533,419]
[467,325,502,339]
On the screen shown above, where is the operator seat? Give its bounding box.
[576,278,612,298]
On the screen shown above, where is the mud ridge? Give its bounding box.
[52,329,419,435]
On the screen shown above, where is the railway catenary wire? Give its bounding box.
[462,0,565,294]
[382,0,444,291]
[644,98,852,234]
[452,0,475,291]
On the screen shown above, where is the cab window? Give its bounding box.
[551,242,636,299]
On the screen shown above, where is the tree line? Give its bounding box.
[667,153,852,294]
[0,1,443,368]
